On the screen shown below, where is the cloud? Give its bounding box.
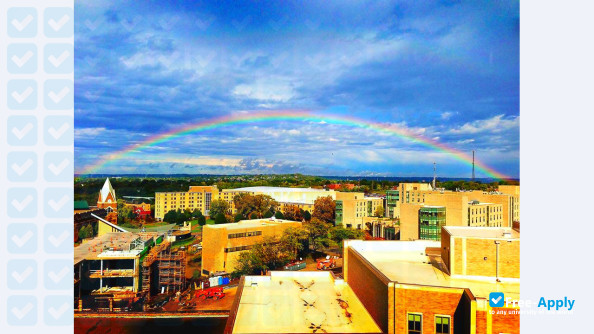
[449,115,519,135]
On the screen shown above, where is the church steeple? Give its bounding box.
[97,178,117,211]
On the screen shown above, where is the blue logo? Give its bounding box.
[489,292,505,307]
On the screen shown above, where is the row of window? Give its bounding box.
[408,313,450,334]
[228,231,262,239]
[224,245,252,253]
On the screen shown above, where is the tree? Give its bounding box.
[374,205,385,218]
[274,211,285,219]
[249,212,259,220]
[305,218,332,251]
[280,227,309,258]
[214,212,228,224]
[233,237,293,276]
[234,213,245,222]
[312,196,336,225]
[283,205,303,221]
[197,214,206,226]
[209,199,229,218]
[78,224,92,240]
[303,210,311,221]
[329,226,365,251]
[233,193,279,219]
[263,210,274,218]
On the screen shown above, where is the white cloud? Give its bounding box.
[232,80,295,102]
[449,115,519,135]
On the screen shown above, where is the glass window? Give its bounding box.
[408,313,422,334]
[436,315,450,334]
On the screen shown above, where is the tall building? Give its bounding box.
[97,178,117,212]
[343,226,520,334]
[201,218,302,276]
[398,184,519,241]
[335,192,385,229]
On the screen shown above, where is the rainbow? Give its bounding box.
[78,110,511,180]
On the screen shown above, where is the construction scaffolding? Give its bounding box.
[141,240,187,295]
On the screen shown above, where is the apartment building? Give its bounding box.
[335,192,385,229]
[342,226,520,334]
[201,218,302,275]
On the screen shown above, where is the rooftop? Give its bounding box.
[444,226,519,239]
[74,232,159,265]
[229,186,332,193]
[230,271,381,334]
[347,240,520,300]
[205,218,300,230]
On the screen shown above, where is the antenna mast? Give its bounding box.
[432,162,437,189]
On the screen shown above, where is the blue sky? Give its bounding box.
[75,0,519,178]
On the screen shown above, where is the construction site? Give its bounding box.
[74,231,189,312]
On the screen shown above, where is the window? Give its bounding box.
[435,316,450,334]
[408,313,422,334]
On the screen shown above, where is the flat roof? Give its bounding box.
[205,219,300,230]
[347,240,519,300]
[74,232,158,265]
[229,186,332,193]
[444,226,520,239]
[231,271,381,333]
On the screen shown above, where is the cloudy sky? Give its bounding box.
[75,0,519,178]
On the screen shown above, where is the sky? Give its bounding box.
[75,0,519,178]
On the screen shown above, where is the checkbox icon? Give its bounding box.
[489,292,505,307]
[44,152,73,182]
[44,260,72,290]
[8,224,38,254]
[8,7,38,38]
[44,188,72,218]
[44,116,73,146]
[7,188,38,218]
[7,295,38,326]
[8,44,37,74]
[44,296,73,326]
[8,80,38,110]
[44,43,73,73]
[44,224,71,254]
[8,116,38,146]
[7,152,37,182]
[8,259,38,290]
[44,7,73,38]
[44,79,73,110]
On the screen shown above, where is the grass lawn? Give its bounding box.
[189,219,216,233]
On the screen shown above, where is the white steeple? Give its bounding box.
[99,178,116,203]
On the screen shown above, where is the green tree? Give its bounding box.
[249,212,259,220]
[374,205,385,218]
[283,205,303,221]
[303,210,311,221]
[329,226,365,251]
[209,199,229,218]
[233,193,279,218]
[214,212,228,224]
[233,237,293,276]
[263,210,274,218]
[234,213,245,222]
[274,211,285,219]
[280,227,309,258]
[312,196,336,225]
[305,218,332,251]
[197,214,206,226]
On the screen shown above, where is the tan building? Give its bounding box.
[201,218,302,276]
[155,185,220,220]
[398,183,518,240]
[343,226,520,334]
[336,192,385,229]
[225,271,382,334]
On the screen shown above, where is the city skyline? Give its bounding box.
[75,0,519,178]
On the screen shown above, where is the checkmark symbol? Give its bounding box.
[12,87,34,104]
[12,123,34,140]
[12,15,34,31]
[48,51,70,67]
[12,303,34,320]
[48,14,70,31]
[12,230,34,247]
[48,87,70,103]
[12,159,34,176]
[12,195,33,212]
[491,296,502,304]
[48,302,69,319]
[12,51,34,68]
[12,266,34,283]
[48,267,69,283]
[48,231,69,247]
[48,123,69,139]
[48,195,69,211]
[48,158,70,175]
